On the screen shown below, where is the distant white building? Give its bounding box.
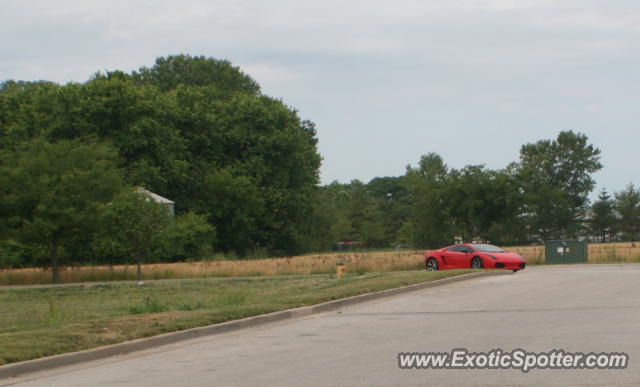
[136,187,175,216]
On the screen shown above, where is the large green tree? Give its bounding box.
[447,166,521,244]
[366,176,410,246]
[404,153,455,248]
[0,139,124,282]
[515,131,602,239]
[132,54,260,94]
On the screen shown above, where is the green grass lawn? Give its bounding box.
[0,270,473,365]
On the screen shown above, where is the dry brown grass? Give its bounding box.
[3,242,639,286]
[0,250,425,286]
[505,245,546,265]
[506,242,640,265]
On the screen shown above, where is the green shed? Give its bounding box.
[544,240,588,264]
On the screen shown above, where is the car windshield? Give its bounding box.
[471,244,505,253]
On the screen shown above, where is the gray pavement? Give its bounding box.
[5,264,640,386]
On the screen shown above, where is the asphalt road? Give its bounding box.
[7,264,640,386]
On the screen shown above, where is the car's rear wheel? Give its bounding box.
[426,258,439,271]
[512,269,519,273]
[471,256,483,269]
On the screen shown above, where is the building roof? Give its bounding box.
[136,187,175,204]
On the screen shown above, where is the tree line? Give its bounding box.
[1,55,638,281]
[310,131,639,249]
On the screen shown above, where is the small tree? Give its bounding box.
[590,188,616,242]
[0,139,124,282]
[103,190,172,280]
[615,184,640,242]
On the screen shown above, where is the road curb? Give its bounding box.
[0,270,507,380]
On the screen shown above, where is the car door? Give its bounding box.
[457,245,475,268]
[441,246,467,268]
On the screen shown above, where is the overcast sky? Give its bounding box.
[2,0,639,195]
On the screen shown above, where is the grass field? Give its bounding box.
[0,250,424,286]
[0,270,472,365]
[2,242,640,286]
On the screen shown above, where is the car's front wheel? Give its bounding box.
[425,258,439,271]
[471,256,483,269]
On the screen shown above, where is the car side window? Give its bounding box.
[446,245,475,253]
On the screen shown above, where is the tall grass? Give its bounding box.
[0,251,425,286]
[3,242,639,286]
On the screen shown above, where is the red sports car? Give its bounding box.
[424,243,526,273]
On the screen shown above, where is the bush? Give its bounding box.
[0,240,27,269]
[0,240,47,269]
[154,212,216,262]
[90,237,130,266]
